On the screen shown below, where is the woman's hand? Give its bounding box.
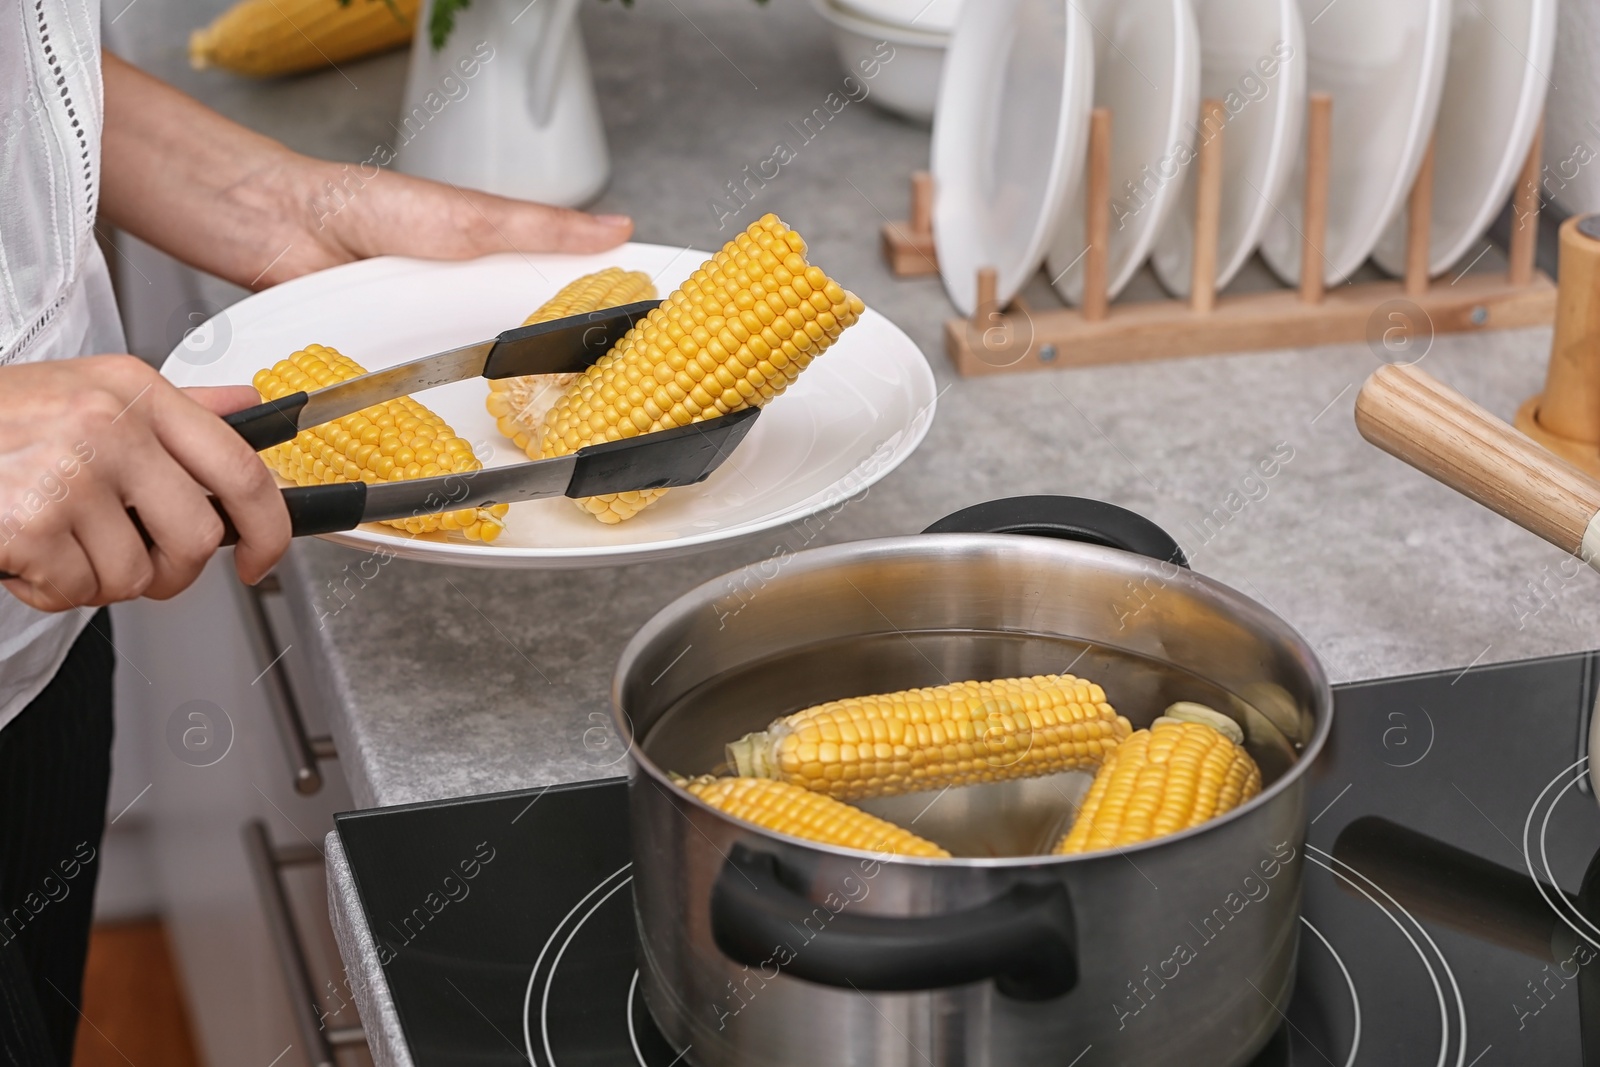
[0,358,291,612]
[265,162,635,286]
[99,54,632,290]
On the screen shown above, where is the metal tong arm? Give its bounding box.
[249,410,748,540]
[222,299,661,451]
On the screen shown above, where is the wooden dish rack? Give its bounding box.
[883,93,1557,377]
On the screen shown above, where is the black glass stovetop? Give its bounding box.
[338,652,1600,1066]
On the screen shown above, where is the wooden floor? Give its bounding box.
[72,921,201,1067]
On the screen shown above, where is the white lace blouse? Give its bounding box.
[0,0,127,729]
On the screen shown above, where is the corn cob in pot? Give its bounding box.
[726,674,1132,801]
[252,345,508,541]
[1054,703,1262,854]
[680,776,949,858]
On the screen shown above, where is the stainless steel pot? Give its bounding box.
[612,497,1333,1067]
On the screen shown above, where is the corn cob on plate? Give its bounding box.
[486,268,659,457]
[155,241,937,568]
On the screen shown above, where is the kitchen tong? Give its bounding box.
[218,298,758,539]
[0,301,759,578]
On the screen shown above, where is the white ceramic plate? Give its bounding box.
[1371,0,1556,277]
[931,0,1094,316]
[1047,0,1201,306]
[1151,0,1305,297]
[160,245,938,569]
[835,0,962,35]
[1259,0,1452,287]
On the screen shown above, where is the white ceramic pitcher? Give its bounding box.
[394,0,610,207]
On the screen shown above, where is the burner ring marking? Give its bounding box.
[1299,916,1361,1067]
[522,864,633,1067]
[1307,845,1464,1067]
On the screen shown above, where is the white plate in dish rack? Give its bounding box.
[159,244,938,569]
[1258,0,1452,287]
[931,0,1095,316]
[1150,0,1306,297]
[1370,0,1556,277]
[1047,0,1201,306]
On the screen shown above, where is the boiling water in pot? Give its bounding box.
[641,629,1301,859]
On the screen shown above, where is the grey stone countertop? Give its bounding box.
[118,0,1600,1062]
[117,0,1600,810]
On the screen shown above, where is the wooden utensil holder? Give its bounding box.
[882,171,939,276]
[882,94,1558,377]
[1514,215,1600,478]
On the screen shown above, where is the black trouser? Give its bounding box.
[0,611,114,1067]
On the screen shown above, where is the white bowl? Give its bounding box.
[836,0,962,34]
[808,0,950,123]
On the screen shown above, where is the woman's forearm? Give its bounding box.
[99,52,632,289]
[99,52,318,289]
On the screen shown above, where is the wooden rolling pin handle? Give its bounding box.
[1355,363,1600,565]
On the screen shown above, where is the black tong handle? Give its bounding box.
[196,486,368,546]
[0,487,365,581]
[0,408,759,581]
[225,393,310,452]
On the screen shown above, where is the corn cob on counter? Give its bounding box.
[486,268,658,457]
[190,0,419,77]
[252,345,508,541]
[1054,704,1262,855]
[539,214,866,524]
[725,674,1132,801]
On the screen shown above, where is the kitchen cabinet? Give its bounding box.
[110,559,369,1067]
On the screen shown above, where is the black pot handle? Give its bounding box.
[710,845,1076,1001]
[923,496,1189,569]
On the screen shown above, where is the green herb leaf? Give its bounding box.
[430,0,472,50]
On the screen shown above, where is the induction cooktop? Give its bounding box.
[337,652,1600,1066]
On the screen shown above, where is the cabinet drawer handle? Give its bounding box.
[243,821,365,1066]
[237,574,335,795]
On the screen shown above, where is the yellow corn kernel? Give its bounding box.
[540,214,866,524]
[725,674,1133,801]
[253,344,507,542]
[682,776,949,858]
[1054,704,1261,854]
[486,268,659,457]
[189,0,418,77]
